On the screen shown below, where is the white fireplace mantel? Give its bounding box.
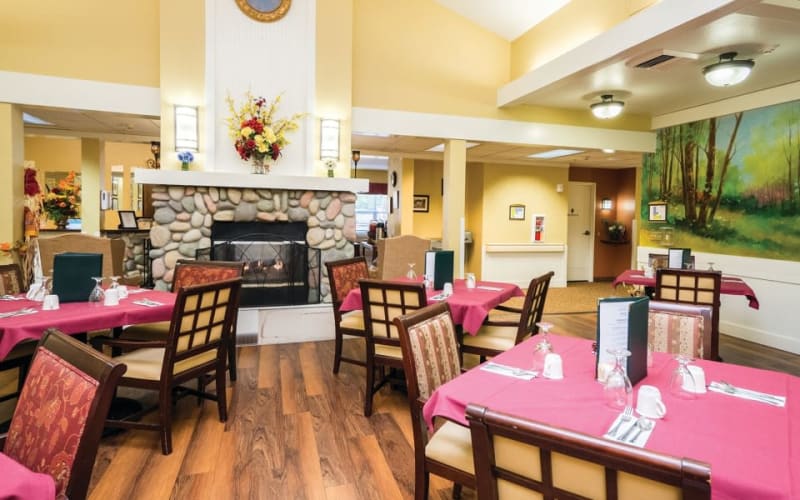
[133,168,370,193]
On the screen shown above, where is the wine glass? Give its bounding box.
[406,263,417,280]
[707,262,716,271]
[531,322,554,373]
[109,276,120,290]
[603,348,633,410]
[669,355,697,399]
[32,276,51,302]
[88,277,105,304]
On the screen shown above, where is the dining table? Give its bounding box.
[0,288,175,361]
[424,333,799,500]
[0,451,56,499]
[613,269,760,309]
[339,278,524,334]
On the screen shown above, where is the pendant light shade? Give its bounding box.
[590,94,625,119]
[703,52,754,87]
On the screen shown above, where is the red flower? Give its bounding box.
[270,143,281,160]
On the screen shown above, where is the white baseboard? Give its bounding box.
[236,304,335,345]
[722,320,800,355]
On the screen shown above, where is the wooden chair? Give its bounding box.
[1,329,126,500]
[37,233,125,279]
[0,263,35,406]
[360,279,427,416]
[466,404,711,500]
[324,256,369,373]
[649,301,714,360]
[119,259,245,381]
[102,277,242,454]
[394,302,475,500]
[375,235,431,280]
[462,271,554,360]
[655,269,722,361]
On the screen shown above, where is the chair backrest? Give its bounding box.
[163,277,242,379]
[359,279,427,343]
[171,259,245,292]
[37,233,125,278]
[466,404,711,500]
[325,256,369,318]
[649,301,713,360]
[3,329,126,500]
[0,263,25,294]
[655,269,721,360]
[376,235,431,280]
[514,271,555,344]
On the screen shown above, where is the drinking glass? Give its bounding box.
[603,348,633,410]
[669,355,697,399]
[32,276,51,302]
[88,277,105,304]
[707,262,716,271]
[531,322,554,373]
[406,263,417,280]
[109,276,120,290]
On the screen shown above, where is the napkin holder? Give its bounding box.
[52,252,103,303]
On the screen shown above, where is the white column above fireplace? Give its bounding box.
[133,168,369,193]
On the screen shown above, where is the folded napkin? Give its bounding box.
[0,308,38,319]
[606,415,656,448]
[429,293,450,301]
[480,362,537,380]
[0,295,24,301]
[476,285,503,291]
[133,299,164,308]
[708,381,786,407]
[126,288,148,294]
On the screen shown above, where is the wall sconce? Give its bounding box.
[601,198,613,210]
[146,141,161,169]
[352,150,361,177]
[174,105,198,152]
[320,118,340,160]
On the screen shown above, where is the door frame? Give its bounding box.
[567,181,596,282]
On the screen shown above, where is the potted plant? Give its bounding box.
[607,221,626,241]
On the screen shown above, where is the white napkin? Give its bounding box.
[133,299,164,308]
[0,308,38,319]
[480,362,537,380]
[429,293,449,301]
[708,382,786,407]
[606,415,656,447]
[0,295,24,301]
[476,285,503,291]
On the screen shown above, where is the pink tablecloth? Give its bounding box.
[424,334,799,499]
[0,452,56,499]
[613,269,760,309]
[0,289,175,360]
[340,279,523,334]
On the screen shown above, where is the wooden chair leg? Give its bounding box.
[452,483,462,499]
[364,351,375,417]
[333,331,344,374]
[227,336,237,382]
[216,364,228,422]
[414,464,429,500]
[160,386,174,455]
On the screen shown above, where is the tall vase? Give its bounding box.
[251,157,274,175]
[56,216,68,230]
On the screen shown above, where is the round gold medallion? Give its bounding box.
[235,0,291,23]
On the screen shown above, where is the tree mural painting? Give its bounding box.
[642,99,800,262]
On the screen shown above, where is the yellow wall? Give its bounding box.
[465,163,484,277]
[0,104,25,259]
[102,142,152,229]
[24,137,82,180]
[480,164,570,245]
[0,0,159,87]
[412,160,444,239]
[355,169,388,185]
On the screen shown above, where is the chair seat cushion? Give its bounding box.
[425,420,474,474]
[120,321,170,341]
[115,348,217,380]
[374,343,402,359]
[463,325,520,352]
[340,310,365,331]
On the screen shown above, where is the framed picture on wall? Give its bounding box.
[648,201,668,222]
[413,194,429,213]
[509,204,526,220]
[117,210,138,230]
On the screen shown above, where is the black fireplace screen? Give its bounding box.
[197,222,320,307]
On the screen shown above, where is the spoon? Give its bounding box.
[619,416,650,442]
[627,417,653,443]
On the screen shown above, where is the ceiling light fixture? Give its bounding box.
[590,94,625,119]
[528,149,584,159]
[703,52,754,87]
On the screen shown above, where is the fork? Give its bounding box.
[607,406,633,438]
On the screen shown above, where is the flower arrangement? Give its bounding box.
[177,150,194,171]
[0,240,27,257]
[225,91,304,174]
[42,171,81,226]
[607,221,626,241]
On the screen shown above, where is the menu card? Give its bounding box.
[424,250,454,291]
[668,248,692,269]
[595,296,649,386]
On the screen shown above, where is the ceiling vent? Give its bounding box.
[627,49,699,71]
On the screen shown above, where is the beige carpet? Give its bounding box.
[503,280,629,315]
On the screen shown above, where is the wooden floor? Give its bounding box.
[78,313,797,499]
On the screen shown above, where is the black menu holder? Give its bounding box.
[595,296,649,386]
[52,252,103,303]
[668,247,692,269]
[424,250,454,291]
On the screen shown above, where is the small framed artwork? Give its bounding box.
[117,210,138,230]
[648,201,668,222]
[413,194,429,213]
[509,204,526,220]
[235,0,291,22]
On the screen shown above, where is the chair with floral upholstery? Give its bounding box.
[466,403,711,500]
[394,302,475,500]
[649,301,713,360]
[324,256,369,373]
[0,263,35,406]
[360,279,427,416]
[0,329,126,500]
[101,277,241,455]
[119,259,244,380]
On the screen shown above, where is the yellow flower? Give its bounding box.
[241,126,253,138]
[254,135,265,145]
[263,127,276,143]
[257,143,269,154]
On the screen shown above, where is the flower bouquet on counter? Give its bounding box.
[225,91,304,174]
[178,150,194,171]
[42,171,81,228]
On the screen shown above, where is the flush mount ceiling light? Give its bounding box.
[703,52,754,87]
[590,94,625,119]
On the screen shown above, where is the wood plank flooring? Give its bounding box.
[74,313,800,498]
